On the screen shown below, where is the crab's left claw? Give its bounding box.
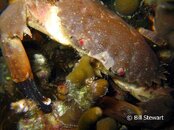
[0,1,52,113]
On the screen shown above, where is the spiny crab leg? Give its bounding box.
[1,38,52,113]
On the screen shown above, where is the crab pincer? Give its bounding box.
[0,0,52,113]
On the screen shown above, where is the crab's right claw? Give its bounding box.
[1,38,52,113]
[0,0,52,113]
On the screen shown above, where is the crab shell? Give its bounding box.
[0,0,163,86]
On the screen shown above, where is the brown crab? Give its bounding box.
[0,0,167,111]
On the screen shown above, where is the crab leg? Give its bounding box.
[113,78,173,102]
[1,38,52,113]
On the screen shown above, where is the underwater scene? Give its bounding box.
[0,0,174,130]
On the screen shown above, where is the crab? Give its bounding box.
[0,0,171,112]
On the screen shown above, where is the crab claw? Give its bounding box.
[16,79,52,113]
[1,38,52,113]
[0,0,52,113]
